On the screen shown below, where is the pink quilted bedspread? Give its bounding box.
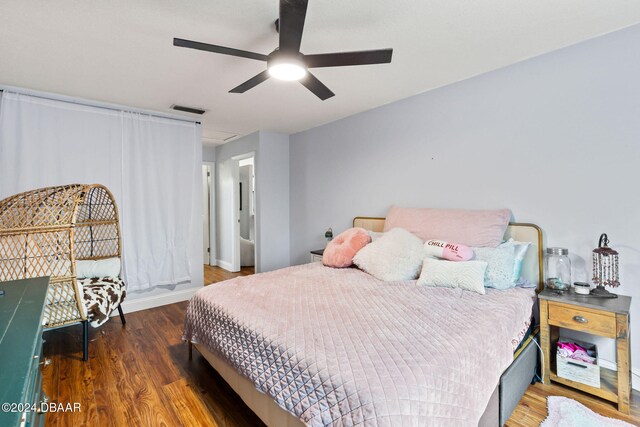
[184,263,535,426]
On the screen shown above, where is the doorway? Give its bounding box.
[202,163,215,265]
[236,155,256,271]
[216,152,257,273]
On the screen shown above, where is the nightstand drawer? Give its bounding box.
[310,254,323,263]
[310,249,324,263]
[548,303,616,337]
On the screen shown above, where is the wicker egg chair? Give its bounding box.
[0,184,126,361]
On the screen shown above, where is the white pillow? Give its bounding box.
[417,258,487,294]
[353,228,424,281]
[368,231,384,242]
[473,242,516,289]
[76,257,121,279]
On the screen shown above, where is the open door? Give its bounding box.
[231,159,241,272]
[202,163,216,266]
[216,157,241,272]
[218,153,255,273]
[202,165,210,264]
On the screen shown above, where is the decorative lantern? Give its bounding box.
[591,233,619,298]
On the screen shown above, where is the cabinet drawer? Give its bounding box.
[548,303,616,337]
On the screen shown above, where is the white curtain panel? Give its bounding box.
[121,112,201,289]
[0,91,202,291]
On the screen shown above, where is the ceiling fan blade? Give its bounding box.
[229,70,270,93]
[279,0,308,52]
[174,38,268,61]
[300,72,334,100]
[305,49,393,68]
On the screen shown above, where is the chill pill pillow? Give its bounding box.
[322,227,371,268]
[424,239,474,261]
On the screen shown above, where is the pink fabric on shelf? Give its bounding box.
[323,227,371,268]
[557,341,596,364]
[384,206,511,247]
[557,342,586,354]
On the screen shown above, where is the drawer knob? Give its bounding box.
[573,315,588,323]
[40,358,52,367]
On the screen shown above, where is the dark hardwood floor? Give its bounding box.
[204,265,254,284]
[41,265,638,426]
[43,301,264,427]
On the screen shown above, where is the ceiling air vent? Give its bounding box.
[171,104,206,115]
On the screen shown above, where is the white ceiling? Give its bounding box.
[2,1,640,145]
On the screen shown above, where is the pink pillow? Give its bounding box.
[384,206,511,247]
[424,239,474,261]
[323,228,372,268]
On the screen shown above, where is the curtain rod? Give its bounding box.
[0,87,201,125]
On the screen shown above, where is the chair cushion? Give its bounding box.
[79,277,126,327]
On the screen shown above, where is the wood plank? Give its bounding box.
[164,378,222,427]
[204,265,254,285]
[90,327,139,427]
[55,326,99,427]
[539,299,551,384]
[42,330,60,427]
[616,313,631,414]
[550,369,618,402]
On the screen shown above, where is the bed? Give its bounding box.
[184,218,543,426]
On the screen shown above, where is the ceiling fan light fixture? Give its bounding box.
[174,0,392,99]
[267,56,307,81]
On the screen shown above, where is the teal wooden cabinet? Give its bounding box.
[0,277,49,427]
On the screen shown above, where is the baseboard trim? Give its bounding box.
[114,287,201,315]
[216,259,235,272]
[598,359,639,391]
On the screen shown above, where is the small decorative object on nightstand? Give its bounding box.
[325,227,333,242]
[310,249,324,263]
[545,247,571,291]
[539,289,632,414]
[591,233,620,298]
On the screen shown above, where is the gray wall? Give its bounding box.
[202,145,216,162]
[290,24,640,383]
[215,131,290,273]
[257,132,290,272]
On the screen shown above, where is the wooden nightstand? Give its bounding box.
[539,289,632,414]
[310,249,324,263]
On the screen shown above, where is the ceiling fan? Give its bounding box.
[173,0,393,100]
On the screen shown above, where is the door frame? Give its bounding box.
[203,161,216,266]
[231,152,255,272]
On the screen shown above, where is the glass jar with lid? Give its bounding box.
[545,247,571,291]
